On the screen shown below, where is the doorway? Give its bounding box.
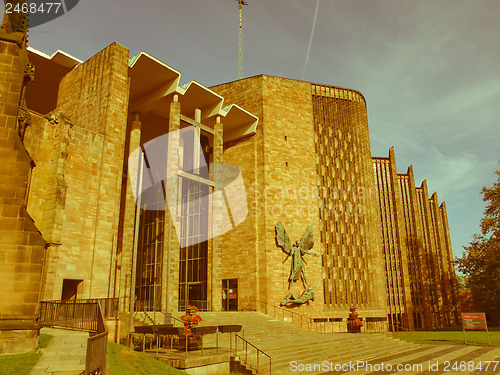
[61,279,83,301]
[222,279,238,311]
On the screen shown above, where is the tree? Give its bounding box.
[456,165,500,315]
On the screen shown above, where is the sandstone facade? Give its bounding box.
[1,25,460,349]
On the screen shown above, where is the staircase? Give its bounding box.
[134,311,166,326]
[176,311,500,375]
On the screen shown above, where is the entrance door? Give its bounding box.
[61,279,83,301]
[222,279,238,311]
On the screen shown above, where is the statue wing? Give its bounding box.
[275,222,291,254]
[299,226,314,253]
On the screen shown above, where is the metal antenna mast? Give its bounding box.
[236,0,248,79]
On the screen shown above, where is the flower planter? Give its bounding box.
[347,325,361,333]
[177,336,202,351]
[347,305,362,333]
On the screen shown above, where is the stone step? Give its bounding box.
[144,311,500,375]
[248,335,391,353]
[263,338,415,363]
[269,344,418,372]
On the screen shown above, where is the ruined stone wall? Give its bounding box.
[0,28,45,353]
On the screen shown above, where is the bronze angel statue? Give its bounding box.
[275,222,316,288]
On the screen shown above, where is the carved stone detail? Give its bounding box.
[24,63,35,81]
[17,107,31,139]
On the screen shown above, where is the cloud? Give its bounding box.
[420,149,497,202]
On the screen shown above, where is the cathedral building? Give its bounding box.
[0,9,458,351]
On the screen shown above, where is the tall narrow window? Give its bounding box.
[136,183,164,311]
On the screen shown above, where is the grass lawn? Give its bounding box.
[392,329,500,346]
[107,342,188,375]
[0,333,53,375]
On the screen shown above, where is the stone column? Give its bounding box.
[117,113,141,338]
[440,202,459,325]
[162,95,181,314]
[407,166,433,330]
[40,115,72,300]
[421,180,444,327]
[389,148,415,330]
[211,117,224,311]
[431,192,451,325]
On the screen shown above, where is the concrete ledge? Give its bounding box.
[153,348,232,371]
[0,319,41,331]
[0,329,38,354]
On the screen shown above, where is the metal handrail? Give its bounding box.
[235,333,271,375]
[38,301,99,331]
[38,300,108,375]
[249,300,317,331]
[85,303,108,375]
[390,324,411,332]
[389,324,411,343]
[40,298,119,319]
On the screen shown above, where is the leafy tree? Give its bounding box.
[456,165,500,314]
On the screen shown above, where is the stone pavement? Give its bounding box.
[30,327,88,375]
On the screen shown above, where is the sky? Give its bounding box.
[9,0,500,260]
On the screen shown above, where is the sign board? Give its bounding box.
[462,313,487,330]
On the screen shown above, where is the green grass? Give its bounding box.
[0,351,42,375]
[392,329,500,346]
[107,342,188,375]
[38,333,53,349]
[0,333,54,375]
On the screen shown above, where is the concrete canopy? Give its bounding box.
[128,52,258,143]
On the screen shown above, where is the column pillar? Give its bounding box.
[389,148,415,331]
[408,166,433,330]
[118,113,141,338]
[440,202,459,325]
[211,116,224,311]
[422,181,444,327]
[162,95,181,314]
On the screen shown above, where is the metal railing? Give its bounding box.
[86,298,119,319]
[177,300,212,312]
[249,300,317,331]
[249,300,391,334]
[85,303,108,375]
[39,298,118,322]
[363,317,388,333]
[39,301,100,331]
[38,300,108,375]
[235,333,271,375]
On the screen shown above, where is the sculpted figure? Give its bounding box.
[280,287,315,306]
[275,222,316,288]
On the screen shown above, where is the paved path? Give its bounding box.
[30,328,88,375]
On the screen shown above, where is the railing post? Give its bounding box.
[257,349,260,373]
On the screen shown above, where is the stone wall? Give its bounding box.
[0,23,45,353]
[215,76,377,318]
[212,76,392,322]
[23,42,131,301]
